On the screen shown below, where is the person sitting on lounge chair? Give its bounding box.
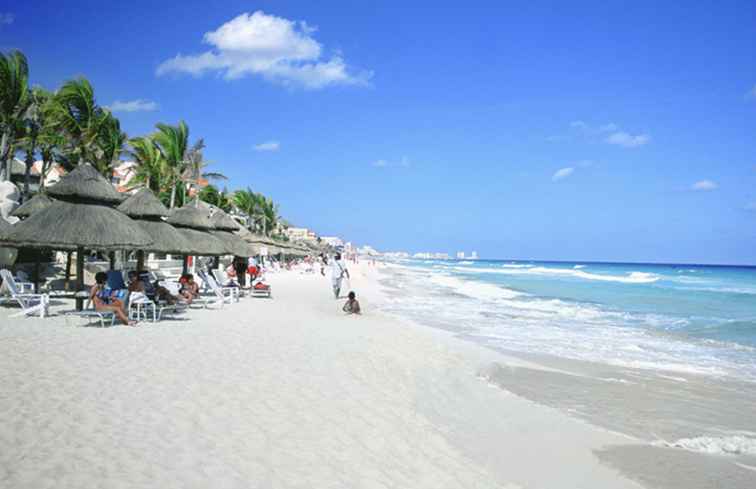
[91,271,134,326]
[342,291,361,315]
[179,273,200,303]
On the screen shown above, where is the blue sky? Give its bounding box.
[3,1,756,264]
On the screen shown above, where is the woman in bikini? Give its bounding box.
[90,272,134,326]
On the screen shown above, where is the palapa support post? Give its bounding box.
[108,251,116,270]
[136,250,145,273]
[75,246,85,311]
[65,251,72,290]
[34,255,40,294]
[182,255,189,275]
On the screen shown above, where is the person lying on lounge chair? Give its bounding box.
[91,271,134,326]
[129,271,180,305]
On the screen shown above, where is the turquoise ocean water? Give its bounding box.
[380,259,756,382]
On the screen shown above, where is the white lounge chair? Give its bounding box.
[197,270,237,306]
[65,289,129,327]
[0,269,49,318]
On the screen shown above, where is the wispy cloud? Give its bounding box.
[746,85,756,101]
[567,121,650,148]
[691,180,718,191]
[605,131,650,148]
[745,201,756,211]
[108,99,158,113]
[0,13,13,26]
[157,11,372,89]
[371,156,409,168]
[254,141,280,152]
[552,167,574,182]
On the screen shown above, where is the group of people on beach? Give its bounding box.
[87,251,361,327]
[321,252,361,315]
[89,270,204,326]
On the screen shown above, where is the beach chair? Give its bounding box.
[127,281,185,322]
[197,270,237,306]
[214,269,244,298]
[10,271,35,294]
[250,279,272,298]
[0,269,49,318]
[64,289,130,327]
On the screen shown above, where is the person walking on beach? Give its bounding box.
[330,253,349,299]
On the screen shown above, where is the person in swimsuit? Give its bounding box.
[90,271,133,326]
[342,291,361,315]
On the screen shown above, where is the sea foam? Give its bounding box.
[654,435,756,456]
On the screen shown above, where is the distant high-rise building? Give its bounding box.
[471,251,478,259]
[456,251,465,259]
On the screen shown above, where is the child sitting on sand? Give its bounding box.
[342,291,361,315]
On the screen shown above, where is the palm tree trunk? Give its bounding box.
[40,154,51,192]
[169,184,177,209]
[0,131,10,182]
[23,147,34,201]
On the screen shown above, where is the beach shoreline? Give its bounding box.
[0,261,654,489]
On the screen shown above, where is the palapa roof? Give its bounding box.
[1,200,153,251]
[211,229,256,257]
[210,210,241,231]
[11,193,53,218]
[47,163,122,204]
[134,220,193,255]
[117,188,169,218]
[166,203,215,230]
[176,227,228,256]
[0,217,13,240]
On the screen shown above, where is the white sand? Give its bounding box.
[0,263,641,489]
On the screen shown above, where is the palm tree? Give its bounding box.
[47,77,111,172]
[92,111,127,176]
[232,188,257,230]
[127,135,164,194]
[181,138,226,202]
[0,50,31,181]
[153,120,189,209]
[36,89,64,192]
[232,188,280,236]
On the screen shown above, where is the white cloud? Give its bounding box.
[746,85,756,101]
[605,131,650,148]
[568,121,650,148]
[254,141,280,152]
[0,13,13,26]
[371,156,409,168]
[108,99,158,113]
[157,11,372,89]
[691,180,718,191]
[552,167,574,181]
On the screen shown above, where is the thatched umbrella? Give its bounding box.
[7,194,53,291]
[234,227,263,255]
[117,189,194,270]
[0,164,153,305]
[166,203,228,273]
[209,210,257,257]
[11,193,53,219]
